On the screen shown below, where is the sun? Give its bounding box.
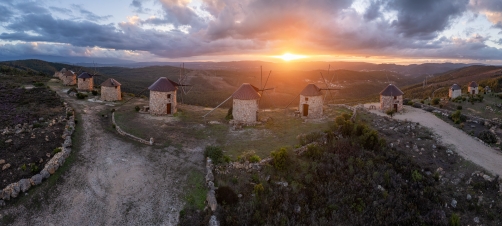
[273,53,308,61]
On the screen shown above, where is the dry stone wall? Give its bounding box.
[101,86,121,101]
[149,90,177,115]
[0,103,75,206]
[299,95,323,118]
[61,75,76,86]
[232,99,258,123]
[112,112,153,145]
[78,78,94,91]
[380,95,403,112]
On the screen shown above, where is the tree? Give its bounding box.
[386,109,396,118]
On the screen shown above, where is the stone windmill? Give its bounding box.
[203,67,274,124]
[285,66,339,119]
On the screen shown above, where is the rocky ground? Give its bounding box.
[0,84,66,189]
[0,81,205,225]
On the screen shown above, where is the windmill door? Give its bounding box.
[166,103,172,114]
[393,104,398,112]
[303,104,309,116]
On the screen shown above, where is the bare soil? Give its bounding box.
[0,84,66,189]
[0,80,205,225]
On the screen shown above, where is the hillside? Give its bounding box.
[402,65,502,99]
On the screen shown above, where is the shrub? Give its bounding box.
[412,170,423,182]
[21,164,27,171]
[385,109,395,118]
[216,186,239,205]
[225,107,233,120]
[33,82,44,87]
[271,147,289,170]
[432,98,440,105]
[135,106,141,112]
[91,90,98,96]
[253,183,264,195]
[204,146,228,164]
[342,113,352,120]
[456,105,462,110]
[451,110,466,124]
[413,103,422,108]
[478,130,497,144]
[76,92,88,99]
[249,154,261,163]
[31,164,39,172]
[52,147,62,155]
[449,213,460,226]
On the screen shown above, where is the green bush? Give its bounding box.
[253,183,264,195]
[76,92,88,99]
[52,147,62,155]
[225,107,233,120]
[449,213,460,226]
[411,170,423,182]
[249,154,261,163]
[451,110,466,124]
[385,109,395,118]
[204,146,228,164]
[478,130,497,144]
[271,147,289,170]
[91,90,98,96]
[21,164,27,171]
[135,106,141,112]
[432,98,440,105]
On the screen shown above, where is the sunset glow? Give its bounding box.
[274,53,309,61]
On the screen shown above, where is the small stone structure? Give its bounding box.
[100,78,122,101]
[468,81,478,95]
[148,77,179,115]
[380,84,404,112]
[61,70,77,86]
[232,83,260,123]
[449,84,462,99]
[77,72,94,91]
[299,84,323,118]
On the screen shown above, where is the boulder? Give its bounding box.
[47,164,57,174]
[209,215,219,226]
[451,199,457,208]
[207,190,217,212]
[10,183,20,198]
[1,188,10,200]
[19,179,31,192]
[0,159,5,165]
[31,174,43,185]
[63,136,72,147]
[40,169,50,179]
[2,163,11,171]
[206,170,214,183]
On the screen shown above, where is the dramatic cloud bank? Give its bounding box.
[0,0,501,63]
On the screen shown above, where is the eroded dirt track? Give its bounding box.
[367,104,502,177]
[1,89,204,225]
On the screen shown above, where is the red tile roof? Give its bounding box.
[300,84,322,96]
[232,83,261,100]
[148,77,179,92]
[380,84,404,96]
[78,72,93,79]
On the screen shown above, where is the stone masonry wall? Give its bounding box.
[78,78,94,91]
[449,89,461,98]
[101,86,122,101]
[299,95,323,119]
[62,75,76,86]
[468,87,479,95]
[233,99,258,123]
[149,90,177,115]
[380,95,403,112]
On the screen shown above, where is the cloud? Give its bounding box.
[78,8,113,21]
[364,0,383,21]
[0,5,13,22]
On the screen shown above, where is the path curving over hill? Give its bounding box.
[1,85,204,225]
[366,104,502,177]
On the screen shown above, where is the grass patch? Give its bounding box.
[184,170,207,210]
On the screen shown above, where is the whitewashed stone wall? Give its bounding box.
[380,95,403,112]
[233,99,258,123]
[62,75,76,86]
[78,78,93,91]
[299,95,323,118]
[149,90,177,115]
[468,86,479,95]
[449,89,461,98]
[101,86,122,101]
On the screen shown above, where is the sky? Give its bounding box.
[0,0,502,64]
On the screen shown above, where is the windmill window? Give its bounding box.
[83,78,86,81]
[167,94,171,99]
[394,96,397,99]
[305,97,309,101]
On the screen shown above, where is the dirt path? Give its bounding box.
[1,87,204,225]
[366,103,502,177]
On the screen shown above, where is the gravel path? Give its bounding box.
[1,91,204,225]
[366,103,502,177]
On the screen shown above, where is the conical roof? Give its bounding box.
[232,83,261,100]
[64,70,75,77]
[380,84,404,96]
[300,84,322,96]
[101,78,121,87]
[468,81,478,87]
[450,84,461,90]
[148,77,178,92]
[60,68,67,73]
[78,72,93,79]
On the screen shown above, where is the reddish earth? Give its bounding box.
[0,84,66,188]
